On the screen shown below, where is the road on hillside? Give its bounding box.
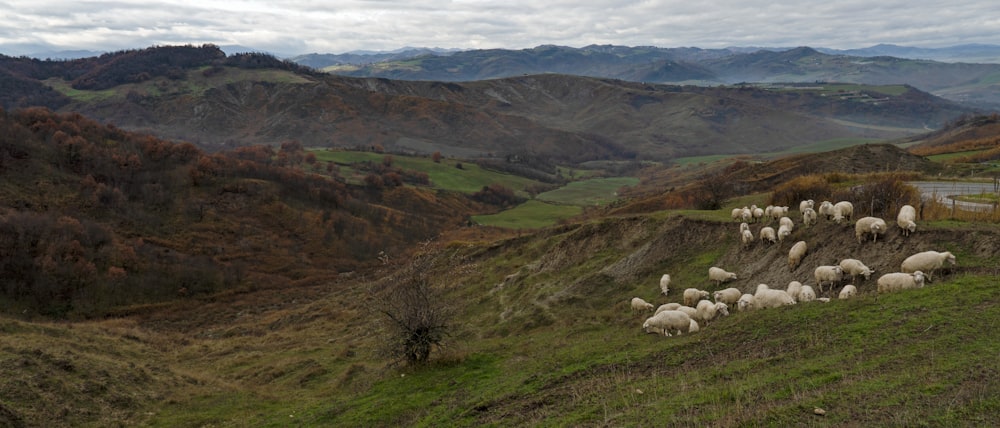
[908,181,1000,212]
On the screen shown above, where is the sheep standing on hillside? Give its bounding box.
[855,216,888,243]
[839,284,857,299]
[752,206,765,223]
[799,199,815,213]
[814,265,844,293]
[631,297,655,313]
[741,228,755,249]
[713,287,742,307]
[731,208,744,222]
[659,274,671,296]
[877,271,926,293]
[897,205,917,237]
[779,216,794,231]
[655,302,682,315]
[695,300,730,325]
[683,288,711,307]
[778,224,792,242]
[802,207,817,227]
[901,250,956,282]
[770,206,790,222]
[798,285,817,302]
[839,258,875,282]
[760,227,777,245]
[818,201,835,220]
[753,283,796,308]
[786,280,803,301]
[832,201,854,224]
[737,293,755,311]
[788,241,808,271]
[708,267,738,286]
[643,310,695,336]
[741,207,753,223]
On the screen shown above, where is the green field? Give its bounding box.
[535,177,639,206]
[926,149,992,162]
[471,200,583,229]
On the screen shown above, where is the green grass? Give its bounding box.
[671,154,740,166]
[763,137,884,157]
[926,149,992,162]
[471,200,582,229]
[535,177,638,206]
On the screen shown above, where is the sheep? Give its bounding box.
[788,241,807,271]
[688,319,701,333]
[708,267,738,286]
[855,216,888,243]
[741,207,753,223]
[839,258,875,282]
[764,205,774,219]
[799,199,815,213]
[675,305,699,320]
[740,222,750,234]
[654,302,682,315]
[741,228,755,249]
[752,284,796,309]
[643,310,694,336]
[877,271,926,293]
[760,227,777,245]
[798,285,817,302]
[713,287,742,306]
[659,274,671,296]
[786,280,803,301]
[770,206,790,221]
[838,284,857,299]
[631,297,655,312]
[814,265,844,293]
[731,207,744,222]
[900,251,956,282]
[832,201,854,224]
[777,224,792,242]
[752,207,764,223]
[897,205,917,237]
[695,300,730,325]
[779,216,794,231]
[802,207,817,227]
[737,293,755,311]
[683,288,711,307]
[818,201,835,220]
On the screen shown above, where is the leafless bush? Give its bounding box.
[370,272,452,365]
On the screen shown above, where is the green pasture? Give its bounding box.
[471,200,582,229]
[535,177,639,206]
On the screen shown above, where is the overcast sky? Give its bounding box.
[3,0,1000,57]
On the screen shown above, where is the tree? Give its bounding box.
[371,273,452,365]
[431,151,442,163]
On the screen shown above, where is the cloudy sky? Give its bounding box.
[3,0,999,57]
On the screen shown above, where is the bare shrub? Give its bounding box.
[370,272,452,365]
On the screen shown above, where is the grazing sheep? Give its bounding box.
[654,302,682,315]
[832,201,854,224]
[839,258,875,281]
[753,284,796,309]
[798,285,817,302]
[877,271,926,293]
[643,310,694,336]
[779,216,794,231]
[688,319,701,333]
[752,207,765,223]
[631,297,655,312]
[713,287,742,306]
[764,205,774,219]
[897,204,917,236]
[675,305,699,320]
[659,274,671,296]
[740,222,750,233]
[802,207,817,227]
[770,206,790,221]
[855,216,888,243]
[799,199,815,213]
[778,224,793,242]
[901,251,956,282]
[708,267,738,286]
[737,293,755,311]
[818,201,835,220]
[732,207,744,222]
[695,300,730,325]
[814,265,844,293]
[741,207,753,223]
[760,227,777,245]
[839,284,857,299]
[683,288,711,307]
[788,241,808,271]
[741,228,755,249]
[786,280,803,301]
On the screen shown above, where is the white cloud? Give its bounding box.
[2,0,999,56]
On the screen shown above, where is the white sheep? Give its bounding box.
[814,265,844,293]
[896,205,917,237]
[802,207,817,227]
[900,251,956,282]
[777,224,792,242]
[799,199,815,213]
[708,266,738,286]
[818,201,835,220]
[855,216,888,243]
[752,207,765,223]
[683,288,711,306]
[839,258,875,282]
[659,274,671,296]
[688,319,701,333]
[798,285,817,302]
[741,228,755,249]
[737,293,755,311]
[877,271,926,293]
[838,284,857,299]
[740,222,750,233]
[770,206,789,221]
[764,205,774,219]
[753,284,796,309]
[786,280,803,301]
[713,287,742,306]
[788,241,807,271]
[779,216,794,231]
[654,302,682,315]
[631,297,655,312]
[643,310,694,336]
[760,227,777,245]
[832,201,854,224]
[741,207,753,223]
[695,300,730,325]
[731,207,744,222]
[675,305,699,320]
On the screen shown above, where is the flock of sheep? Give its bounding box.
[636,199,957,337]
